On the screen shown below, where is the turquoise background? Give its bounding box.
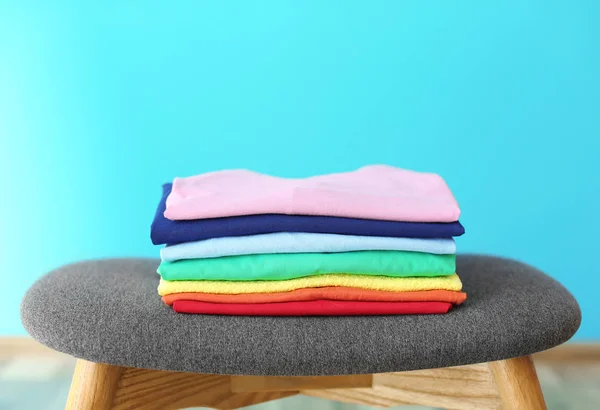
[1,1,598,338]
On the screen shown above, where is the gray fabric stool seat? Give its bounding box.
[21,255,580,377]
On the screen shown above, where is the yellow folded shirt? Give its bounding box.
[158,273,463,296]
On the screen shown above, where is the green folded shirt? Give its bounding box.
[157,251,456,281]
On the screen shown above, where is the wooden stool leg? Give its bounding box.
[65,360,124,410]
[63,359,298,410]
[489,356,547,410]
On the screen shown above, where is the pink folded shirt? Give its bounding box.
[164,165,460,222]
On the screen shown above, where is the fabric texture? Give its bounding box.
[161,232,456,261]
[158,251,455,281]
[21,256,581,376]
[162,288,467,306]
[165,165,460,222]
[151,184,466,245]
[158,273,463,295]
[172,300,453,316]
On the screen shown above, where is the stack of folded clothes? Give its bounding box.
[151,165,466,316]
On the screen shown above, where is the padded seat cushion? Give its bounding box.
[21,255,581,376]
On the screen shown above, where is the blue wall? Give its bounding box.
[1,1,598,338]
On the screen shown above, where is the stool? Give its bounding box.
[21,255,581,410]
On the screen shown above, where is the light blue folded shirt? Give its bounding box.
[160,232,456,261]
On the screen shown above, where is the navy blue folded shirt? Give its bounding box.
[151,184,465,245]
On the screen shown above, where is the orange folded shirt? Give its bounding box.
[162,287,467,306]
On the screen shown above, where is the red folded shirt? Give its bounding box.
[172,300,453,316]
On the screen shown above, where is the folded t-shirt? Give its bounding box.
[158,251,456,281]
[165,165,461,222]
[158,273,463,296]
[151,184,465,245]
[161,232,455,261]
[162,288,467,306]
[172,300,453,316]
